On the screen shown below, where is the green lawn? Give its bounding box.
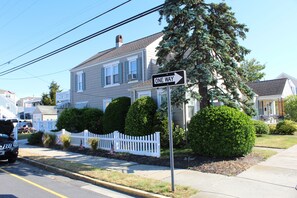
[255,133,297,149]
[17,133,32,140]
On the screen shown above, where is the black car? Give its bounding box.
[0,120,18,163]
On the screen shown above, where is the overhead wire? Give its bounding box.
[0,3,164,77]
[0,0,131,67]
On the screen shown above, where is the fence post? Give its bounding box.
[156,132,160,158]
[62,129,65,134]
[84,130,88,148]
[114,131,119,152]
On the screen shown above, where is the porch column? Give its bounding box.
[271,101,276,115]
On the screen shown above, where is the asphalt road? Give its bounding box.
[0,160,135,198]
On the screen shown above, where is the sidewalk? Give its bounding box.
[18,140,297,198]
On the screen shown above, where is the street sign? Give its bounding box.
[152,70,186,88]
[151,70,187,192]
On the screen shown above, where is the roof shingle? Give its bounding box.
[71,32,163,70]
[247,78,287,96]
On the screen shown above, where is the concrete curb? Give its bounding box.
[18,157,168,198]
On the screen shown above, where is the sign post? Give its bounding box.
[152,70,186,192]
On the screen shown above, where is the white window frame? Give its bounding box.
[103,98,112,112]
[76,71,84,92]
[127,56,138,81]
[104,61,120,87]
[137,90,151,99]
[157,89,167,108]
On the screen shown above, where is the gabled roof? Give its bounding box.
[71,32,163,71]
[34,106,57,115]
[247,78,288,96]
[277,73,297,86]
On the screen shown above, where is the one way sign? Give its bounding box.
[152,70,186,88]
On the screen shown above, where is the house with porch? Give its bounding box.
[248,78,296,123]
[69,33,199,128]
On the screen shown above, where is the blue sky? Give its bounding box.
[0,0,296,98]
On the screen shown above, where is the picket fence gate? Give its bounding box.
[49,129,160,158]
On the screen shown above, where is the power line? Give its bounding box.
[0,0,131,67]
[0,3,164,77]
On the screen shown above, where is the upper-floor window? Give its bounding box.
[101,61,121,87]
[126,56,142,82]
[76,71,85,92]
[128,59,137,81]
[105,63,119,86]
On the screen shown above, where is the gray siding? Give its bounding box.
[71,52,144,110]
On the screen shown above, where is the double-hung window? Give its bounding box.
[104,62,120,86]
[128,59,137,81]
[76,71,85,92]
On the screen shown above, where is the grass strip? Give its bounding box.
[252,148,277,159]
[255,134,297,149]
[19,151,197,198]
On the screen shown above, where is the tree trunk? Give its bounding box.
[199,82,209,109]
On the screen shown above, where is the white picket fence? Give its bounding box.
[33,120,57,132]
[47,129,160,158]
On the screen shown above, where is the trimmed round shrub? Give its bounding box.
[274,120,297,135]
[28,131,44,145]
[103,97,131,133]
[56,108,81,132]
[253,120,269,135]
[81,108,104,134]
[188,106,256,157]
[125,96,157,136]
[56,108,104,134]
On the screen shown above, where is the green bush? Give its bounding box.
[81,108,104,134]
[253,120,269,135]
[125,97,157,136]
[0,120,14,135]
[56,108,81,132]
[273,120,297,135]
[28,131,44,145]
[60,134,71,150]
[88,138,99,151]
[154,112,185,148]
[42,133,56,147]
[188,106,255,157]
[56,108,104,134]
[268,124,277,134]
[103,97,131,134]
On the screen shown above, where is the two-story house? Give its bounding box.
[70,33,198,128]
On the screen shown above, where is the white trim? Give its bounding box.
[104,83,120,88]
[103,61,119,68]
[76,71,84,92]
[137,90,151,98]
[128,80,138,84]
[127,55,138,61]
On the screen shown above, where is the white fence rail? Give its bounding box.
[47,129,160,158]
[33,120,57,132]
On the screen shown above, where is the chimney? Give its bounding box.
[116,35,123,48]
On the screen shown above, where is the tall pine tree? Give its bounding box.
[157,0,255,115]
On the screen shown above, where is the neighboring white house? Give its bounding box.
[248,78,295,122]
[32,106,57,122]
[55,90,71,115]
[16,97,41,120]
[0,89,18,119]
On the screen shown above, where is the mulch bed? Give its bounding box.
[48,144,264,176]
